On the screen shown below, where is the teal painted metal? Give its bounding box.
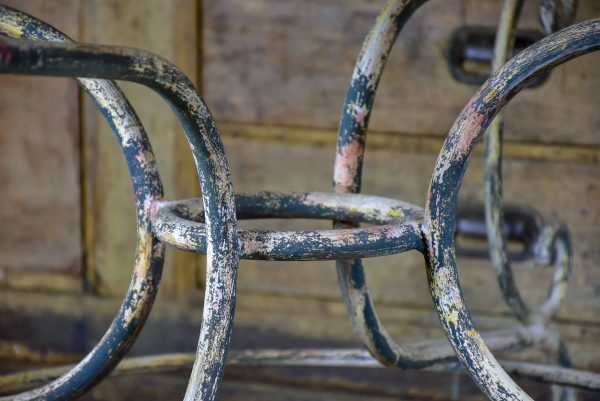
[0,1,598,401]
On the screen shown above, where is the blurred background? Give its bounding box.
[0,0,599,400]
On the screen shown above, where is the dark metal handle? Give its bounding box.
[446,26,549,87]
[455,205,542,262]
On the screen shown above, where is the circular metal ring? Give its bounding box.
[151,191,425,261]
[424,19,600,401]
[532,222,573,323]
[0,6,165,400]
[0,7,240,401]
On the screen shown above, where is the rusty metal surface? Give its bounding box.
[0,1,599,401]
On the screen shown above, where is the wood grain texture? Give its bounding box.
[204,0,600,146]
[0,0,81,277]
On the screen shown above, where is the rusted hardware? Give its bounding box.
[0,1,598,401]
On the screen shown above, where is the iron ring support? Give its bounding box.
[151,192,425,260]
[0,34,241,401]
[333,0,434,370]
[0,7,166,401]
[424,19,600,401]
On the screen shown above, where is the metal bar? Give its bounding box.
[0,11,240,401]
[484,3,576,399]
[424,18,600,401]
[0,7,165,401]
[4,349,600,395]
[0,3,597,401]
[0,324,566,393]
[484,0,531,324]
[151,192,424,260]
[333,0,435,371]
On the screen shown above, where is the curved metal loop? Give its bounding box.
[0,13,240,401]
[485,0,575,328]
[485,5,576,400]
[484,0,532,324]
[152,191,424,260]
[333,0,435,370]
[0,7,165,400]
[424,18,599,401]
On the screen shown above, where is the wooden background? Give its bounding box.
[1,1,599,400]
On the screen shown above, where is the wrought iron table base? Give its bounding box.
[0,1,598,400]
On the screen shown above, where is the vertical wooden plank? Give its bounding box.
[0,1,82,289]
[80,0,202,299]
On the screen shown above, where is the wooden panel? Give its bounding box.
[0,0,81,279]
[80,0,203,298]
[204,0,600,146]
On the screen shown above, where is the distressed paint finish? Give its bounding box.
[484,4,576,399]
[423,19,600,401]
[1,3,599,401]
[333,0,436,371]
[0,9,240,401]
[0,7,165,401]
[484,0,531,324]
[152,191,424,260]
[484,0,575,328]
[333,0,426,195]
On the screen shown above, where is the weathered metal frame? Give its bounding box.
[0,6,240,401]
[0,7,166,400]
[0,2,598,401]
[423,16,599,401]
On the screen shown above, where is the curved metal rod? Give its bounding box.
[333,0,434,370]
[0,325,564,394]
[486,4,576,399]
[0,28,241,401]
[485,0,574,328]
[0,7,166,400]
[5,346,600,395]
[484,0,531,324]
[151,192,424,260]
[424,19,600,401]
